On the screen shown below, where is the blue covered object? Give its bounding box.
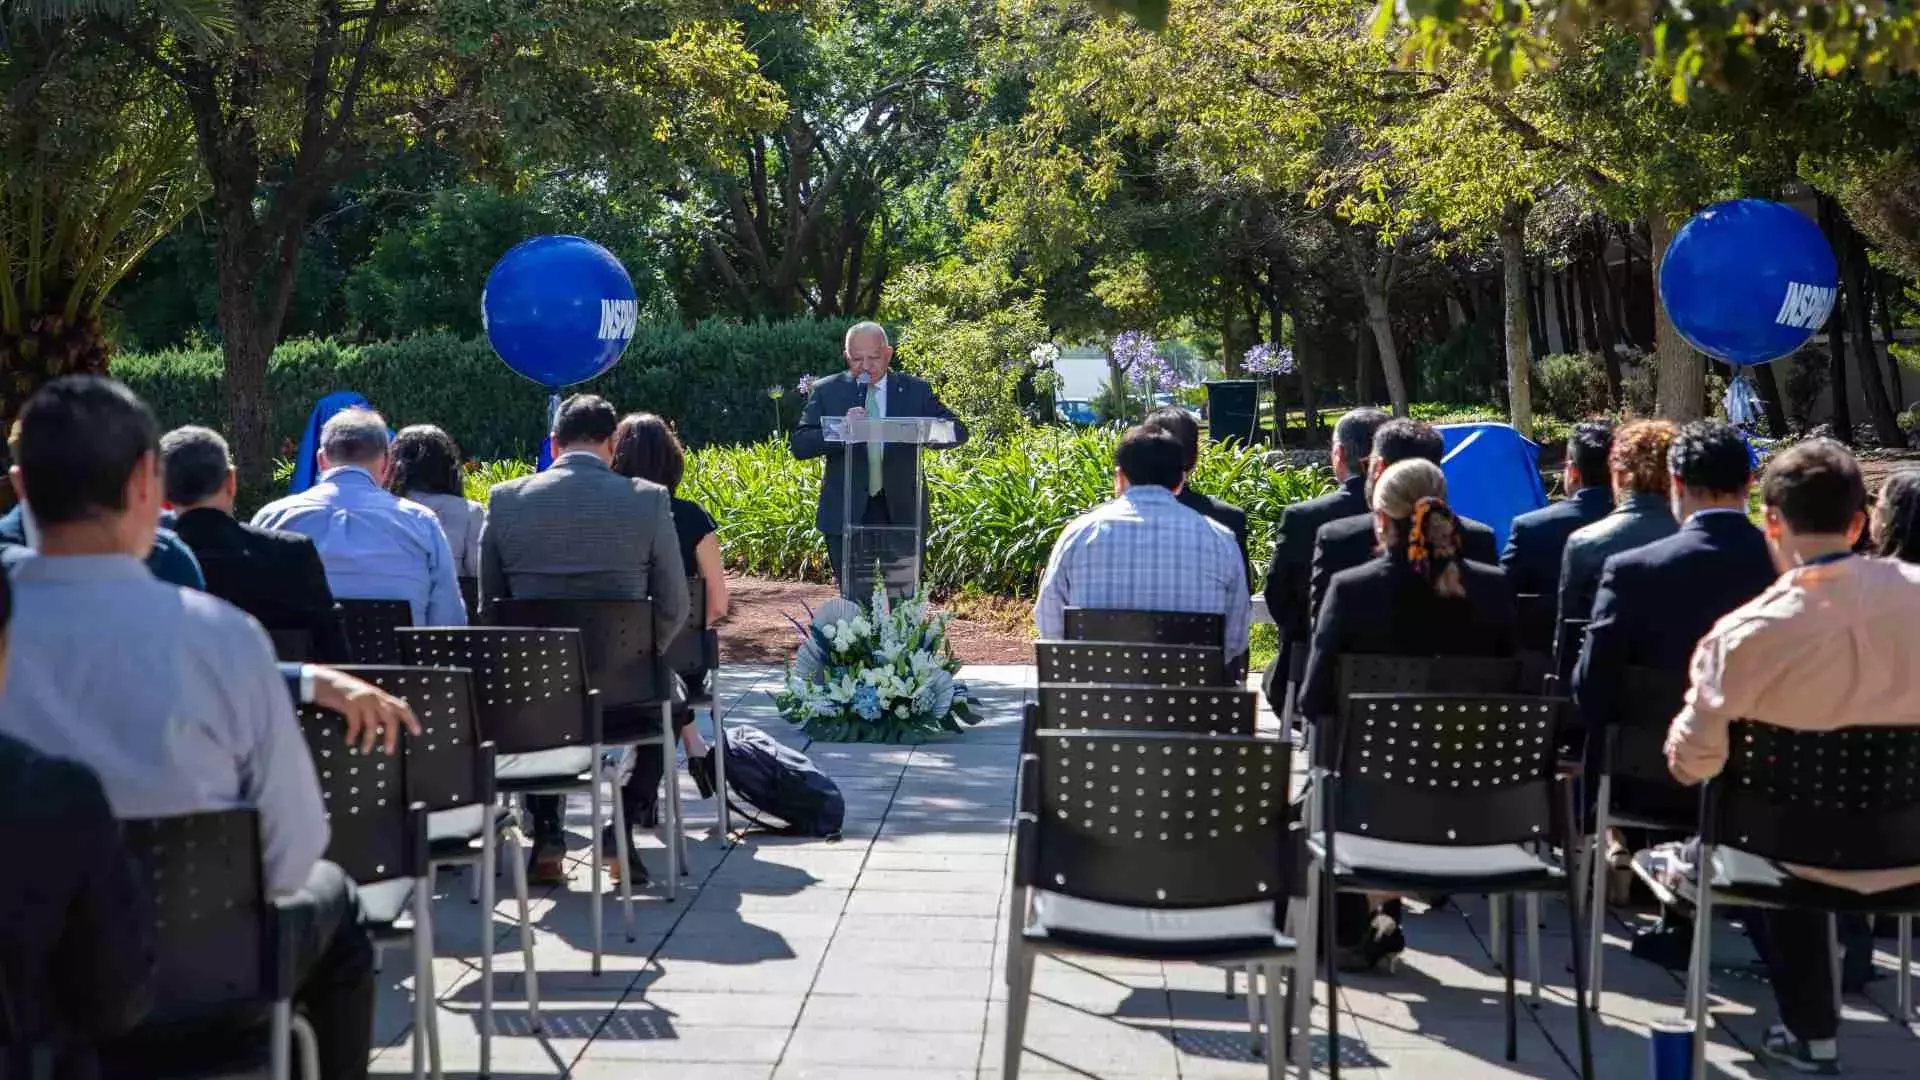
[290,391,372,494]
[1438,423,1546,550]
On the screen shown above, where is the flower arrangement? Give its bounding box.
[774,583,980,742]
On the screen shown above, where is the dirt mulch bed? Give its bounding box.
[718,576,1033,667]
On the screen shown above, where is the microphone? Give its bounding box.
[856,371,871,388]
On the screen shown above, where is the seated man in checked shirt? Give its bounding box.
[1033,425,1251,675]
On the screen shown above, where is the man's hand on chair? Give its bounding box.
[311,667,422,754]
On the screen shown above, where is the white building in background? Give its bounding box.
[1054,347,1112,400]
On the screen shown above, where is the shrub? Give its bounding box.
[1533,353,1611,420]
[116,321,861,460]
[677,427,1332,598]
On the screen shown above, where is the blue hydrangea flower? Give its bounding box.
[852,684,883,720]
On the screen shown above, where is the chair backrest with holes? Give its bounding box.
[119,809,275,1020]
[662,577,719,684]
[1608,665,1692,785]
[1711,721,1920,870]
[268,627,314,662]
[296,706,427,886]
[316,665,486,814]
[1021,730,1292,911]
[1334,693,1561,847]
[338,598,414,664]
[1514,593,1554,656]
[1338,655,1534,698]
[399,627,595,755]
[1063,608,1225,650]
[1036,641,1224,687]
[489,598,668,706]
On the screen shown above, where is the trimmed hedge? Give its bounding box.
[115,319,860,460]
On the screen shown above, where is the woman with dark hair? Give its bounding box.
[387,424,485,577]
[1871,468,1920,563]
[611,413,729,778]
[1298,458,1519,972]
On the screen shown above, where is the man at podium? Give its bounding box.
[790,321,968,591]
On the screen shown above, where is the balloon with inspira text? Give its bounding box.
[481,234,637,388]
[1657,198,1839,367]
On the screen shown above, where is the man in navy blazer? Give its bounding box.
[1257,408,1388,703]
[1574,421,1775,734]
[1501,421,1614,597]
[790,322,967,589]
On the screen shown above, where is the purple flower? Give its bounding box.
[796,373,816,395]
[1243,342,1295,376]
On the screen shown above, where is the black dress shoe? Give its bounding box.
[1630,919,1694,970]
[688,750,717,799]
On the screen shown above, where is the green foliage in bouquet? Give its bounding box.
[774,584,980,743]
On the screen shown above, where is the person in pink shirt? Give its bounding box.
[1666,438,1920,1074]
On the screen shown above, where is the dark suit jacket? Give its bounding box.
[1262,476,1365,639]
[1177,486,1250,586]
[1556,492,1677,629]
[0,506,204,590]
[789,370,968,535]
[1309,511,1498,623]
[170,508,351,663]
[1297,555,1517,722]
[1573,509,1776,732]
[0,733,153,1078]
[480,453,690,649]
[1500,487,1612,598]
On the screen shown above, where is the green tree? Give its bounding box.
[114,0,785,481]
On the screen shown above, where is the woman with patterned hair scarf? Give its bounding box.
[1298,458,1521,970]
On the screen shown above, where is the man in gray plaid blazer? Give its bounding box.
[479,393,689,882]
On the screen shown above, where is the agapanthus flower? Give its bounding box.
[796,373,817,395]
[1243,342,1295,376]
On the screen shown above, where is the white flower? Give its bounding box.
[894,704,908,718]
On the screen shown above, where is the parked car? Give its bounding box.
[1055,398,1097,426]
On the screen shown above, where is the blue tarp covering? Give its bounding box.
[1437,422,1547,550]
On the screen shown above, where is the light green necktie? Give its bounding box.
[865,379,883,496]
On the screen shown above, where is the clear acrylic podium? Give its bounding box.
[823,415,957,603]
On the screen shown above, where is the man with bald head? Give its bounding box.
[253,406,465,626]
[790,321,968,590]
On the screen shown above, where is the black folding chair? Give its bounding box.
[295,705,437,1080]
[1064,607,1225,650]
[1682,722,1920,1079]
[313,664,527,1074]
[400,626,629,977]
[1035,640,1224,687]
[1008,730,1296,1080]
[338,598,414,664]
[1307,692,1594,1079]
[1585,665,1693,1011]
[491,597,686,894]
[664,576,727,841]
[457,576,480,622]
[109,809,316,1080]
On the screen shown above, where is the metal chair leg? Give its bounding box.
[1002,939,1034,1079]
[415,882,444,1080]
[1293,880,1320,1080]
[1526,891,1542,1003]
[1262,960,1287,1080]
[1587,784,1613,1012]
[290,1013,321,1080]
[1686,847,1716,1080]
[1243,965,1262,1055]
[711,704,730,842]
[1899,915,1914,1024]
[1490,894,1505,970]
[1503,894,1517,1062]
[590,757,604,976]
[479,823,497,1079]
[608,765,636,939]
[660,711,680,900]
[272,1000,294,1080]
[1225,966,1237,998]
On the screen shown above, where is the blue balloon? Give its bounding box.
[1659,198,1838,366]
[482,235,638,387]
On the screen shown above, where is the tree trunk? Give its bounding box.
[1878,271,1905,412]
[1355,326,1376,405]
[1361,287,1408,416]
[1552,264,1574,353]
[1839,220,1904,445]
[1649,211,1706,421]
[1291,299,1319,440]
[1526,262,1551,360]
[1581,238,1624,407]
[1500,205,1534,435]
[1826,278,1855,444]
[1751,361,1790,438]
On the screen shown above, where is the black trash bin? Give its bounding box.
[1205,380,1260,446]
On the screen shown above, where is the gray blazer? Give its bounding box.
[478,453,690,649]
[1557,491,1678,630]
[789,370,968,535]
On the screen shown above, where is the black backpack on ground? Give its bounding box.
[719,727,844,839]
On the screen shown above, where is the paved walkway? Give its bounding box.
[370,665,1919,1078]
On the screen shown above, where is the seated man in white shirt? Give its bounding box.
[0,376,375,1080]
[1034,425,1250,672]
